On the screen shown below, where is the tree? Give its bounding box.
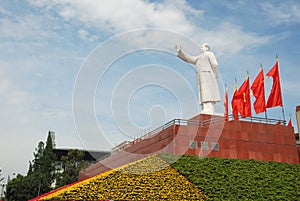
[5,174,38,201]
[39,132,56,190]
[5,131,56,200]
[0,168,5,200]
[32,141,45,172]
[27,161,33,175]
[55,149,90,188]
[5,174,24,201]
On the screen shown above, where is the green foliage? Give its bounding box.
[5,131,56,201]
[55,149,90,188]
[159,154,300,201]
[5,173,40,201]
[32,141,45,173]
[27,161,33,175]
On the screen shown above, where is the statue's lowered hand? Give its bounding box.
[175,44,181,52]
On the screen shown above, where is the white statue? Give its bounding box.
[175,43,221,114]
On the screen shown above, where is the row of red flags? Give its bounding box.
[224,57,292,126]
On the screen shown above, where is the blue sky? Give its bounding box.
[0,0,299,179]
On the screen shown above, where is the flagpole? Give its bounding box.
[233,77,239,120]
[246,70,252,121]
[224,83,228,121]
[281,106,286,125]
[260,63,268,122]
[276,54,286,125]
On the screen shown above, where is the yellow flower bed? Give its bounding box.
[37,155,207,200]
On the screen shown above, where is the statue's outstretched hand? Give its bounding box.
[175,44,181,52]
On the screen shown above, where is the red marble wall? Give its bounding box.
[79,114,299,180]
[176,116,298,164]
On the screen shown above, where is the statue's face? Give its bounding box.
[200,44,209,52]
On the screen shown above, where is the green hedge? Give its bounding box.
[159,154,300,201]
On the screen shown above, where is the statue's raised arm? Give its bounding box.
[175,43,221,114]
[175,44,197,64]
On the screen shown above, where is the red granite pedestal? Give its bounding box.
[79,114,299,180]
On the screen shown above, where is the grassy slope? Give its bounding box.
[160,154,300,201]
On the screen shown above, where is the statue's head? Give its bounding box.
[201,43,210,52]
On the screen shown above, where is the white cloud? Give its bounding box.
[0,28,83,176]
[0,13,56,41]
[0,63,41,175]
[199,22,272,56]
[28,0,200,34]
[260,1,300,24]
[0,60,82,174]
[65,0,197,33]
[78,29,98,42]
[28,0,272,56]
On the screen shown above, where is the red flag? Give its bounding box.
[237,76,252,118]
[251,68,266,114]
[266,60,283,108]
[224,86,229,121]
[231,84,239,120]
[287,117,292,127]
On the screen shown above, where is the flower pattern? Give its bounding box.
[34,155,207,201]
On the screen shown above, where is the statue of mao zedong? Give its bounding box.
[175,43,221,114]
